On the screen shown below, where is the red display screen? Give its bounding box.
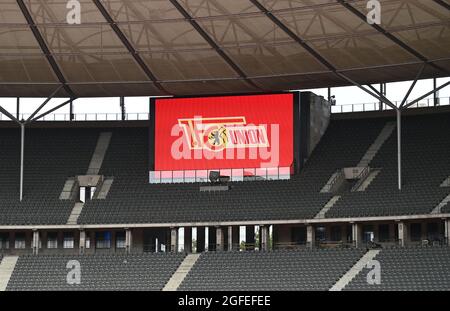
[154,93,294,171]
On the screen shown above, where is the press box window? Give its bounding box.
[0,233,9,249]
[116,231,126,249]
[47,232,58,249]
[63,232,75,249]
[96,232,111,249]
[15,233,26,249]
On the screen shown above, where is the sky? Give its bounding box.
[0,77,449,120]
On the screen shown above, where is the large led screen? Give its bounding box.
[154,93,294,172]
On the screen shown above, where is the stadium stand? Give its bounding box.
[0,128,99,225]
[178,249,366,291]
[6,253,185,291]
[327,113,450,218]
[344,246,450,291]
[78,118,386,224]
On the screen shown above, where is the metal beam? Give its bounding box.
[336,0,447,74]
[396,109,402,190]
[249,0,398,111]
[433,0,450,10]
[20,123,25,201]
[169,0,264,91]
[403,81,450,109]
[16,0,75,97]
[31,98,75,122]
[400,64,426,108]
[25,85,63,123]
[92,0,169,95]
[0,105,21,125]
[366,84,396,108]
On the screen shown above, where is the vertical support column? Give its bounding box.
[433,78,439,106]
[245,225,255,251]
[32,230,39,255]
[16,97,20,119]
[306,225,315,249]
[79,230,85,254]
[398,222,408,247]
[260,225,268,251]
[397,109,402,190]
[170,227,178,252]
[184,227,192,253]
[196,227,205,253]
[216,227,224,251]
[352,223,361,248]
[69,99,74,121]
[125,229,132,254]
[327,87,331,102]
[227,226,233,251]
[20,123,25,201]
[445,219,449,245]
[120,96,125,121]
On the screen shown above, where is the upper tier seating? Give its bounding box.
[0,128,98,225]
[178,248,366,291]
[78,118,384,224]
[6,253,185,291]
[327,113,450,218]
[344,246,450,290]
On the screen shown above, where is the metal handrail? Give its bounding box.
[351,166,371,192]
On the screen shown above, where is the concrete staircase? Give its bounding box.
[431,193,450,214]
[95,177,114,199]
[353,169,380,192]
[59,177,77,200]
[441,176,450,187]
[67,202,84,225]
[357,122,396,167]
[162,253,200,291]
[0,256,19,291]
[86,132,112,175]
[320,170,345,193]
[315,195,341,219]
[329,249,381,291]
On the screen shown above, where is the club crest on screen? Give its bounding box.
[178,117,270,152]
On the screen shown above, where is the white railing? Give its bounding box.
[331,97,450,114]
[1,97,449,121]
[0,112,150,121]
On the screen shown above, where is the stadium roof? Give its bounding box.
[0,0,449,98]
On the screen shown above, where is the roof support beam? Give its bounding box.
[168,0,263,91]
[365,84,396,109]
[403,81,450,110]
[91,0,169,95]
[335,0,447,74]
[16,0,75,98]
[400,64,426,108]
[31,98,76,122]
[25,85,63,123]
[432,0,450,11]
[251,0,403,110]
[0,105,21,125]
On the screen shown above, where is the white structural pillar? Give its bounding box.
[125,229,132,254]
[352,223,361,248]
[398,222,408,247]
[170,227,178,252]
[216,227,224,251]
[79,230,85,254]
[227,226,233,251]
[445,219,450,245]
[307,225,315,248]
[20,123,25,201]
[260,225,269,251]
[397,109,402,190]
[32,230,39,255]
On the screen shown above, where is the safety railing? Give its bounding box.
[350,166,371,192]
[331,96,450,114]
[149,167,292,184]
[0,112,150,122]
